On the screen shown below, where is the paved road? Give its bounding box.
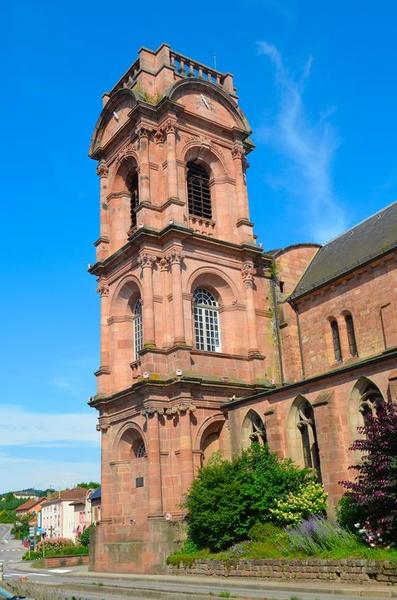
[0,524,24,566]
[2,561,394,600]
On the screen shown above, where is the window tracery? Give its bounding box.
[193,288,220,352]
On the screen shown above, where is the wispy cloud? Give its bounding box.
[0,452,99,493]
[257,41,346,242]
[0,405,99,446]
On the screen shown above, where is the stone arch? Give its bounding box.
[349,377,384,438]
[183,142,228,180]
[110,276,143,317]
[187,266,239,306]
[167,79,250,131]
[287,395,322,480]
[89,88,138,157]
[241,409,267,450]
[187,267,241,353]
[110,155,140,194]
[195,414,226,466]
[114,422,147,461]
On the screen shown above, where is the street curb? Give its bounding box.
[9,561,397,598]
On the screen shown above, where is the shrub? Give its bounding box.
[336,494,365,532]
[36,537,73,553]
[185,444,307,551]
[341,399,397,546]
[286,516,359,555]
[79,523,95,547]
[269,481,327,526]
[248,522,286,543]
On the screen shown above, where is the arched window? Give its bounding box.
[330,319,342,362]
[127,171,139,229]
[193,288,221,352]
[134,440,146,458]
[345,314,358,356]
[296,401,322,482]
[242,410,267,449]
[359,384,383,426]
[187,162,212,219]
[133,298,143,360]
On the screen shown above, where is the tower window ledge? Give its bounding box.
[189,215,216,236]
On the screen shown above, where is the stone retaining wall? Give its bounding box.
[168,559,397,585]
[43,554,89,568]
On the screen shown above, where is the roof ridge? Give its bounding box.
[321,198,397,247]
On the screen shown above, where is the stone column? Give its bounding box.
[96,162,110,261]
[232,144,249,221]
[242,262,259,355]
[138,127,151,204]
[167,249,185,345]
[97,161,109,236]
[139,253,156,348]
[145,409,163,516]
[178,405,194,496]
[159,257,171,347]
[165,120,178,200]
[96,278,110,395]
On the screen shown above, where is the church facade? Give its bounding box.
[88,44,397,573]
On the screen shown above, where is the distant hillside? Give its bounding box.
[0,488,54,499]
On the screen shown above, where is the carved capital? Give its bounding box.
[96,278,110,297]
[158,256,169,272]
[232,143,245,160]
[166,249,184,266]
[138,253,157,269]
[241,262,256,286]
[138,126,150,139]
[164,119,177,135]
[152,128,165,145]
[96,161,109,178]
[96,416,110,432]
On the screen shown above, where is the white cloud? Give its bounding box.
[0,452,99,493]
[0,404,99,446]
[257,41,346,242]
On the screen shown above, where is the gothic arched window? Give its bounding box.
[330,319,342,362]
[133,298,143,360]
[127,171,139,229]
[359,385,384,426]
[242,410,267,450]
[296,400,322,482]
[345,313,358,357]
[134,439,146,458]
[193,288,220,352]
[187,162,212,219]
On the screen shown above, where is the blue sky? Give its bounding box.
[1,0,396,491]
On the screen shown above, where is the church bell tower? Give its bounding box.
[89,44,275,573]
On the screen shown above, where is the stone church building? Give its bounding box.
[88,44,397,573]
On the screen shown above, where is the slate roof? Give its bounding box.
[290,201,397,300]
[90,487,101,502]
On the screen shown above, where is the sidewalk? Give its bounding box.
[10,560,397,598]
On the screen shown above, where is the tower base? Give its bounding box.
[89,517,186,574]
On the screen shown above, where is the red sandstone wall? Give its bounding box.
[294,254,397,378]
[273,245,320,383]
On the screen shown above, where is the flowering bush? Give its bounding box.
[286,516,358,555]
[269,481,327,526]
[341,399,397,547]
[35,537,75,555]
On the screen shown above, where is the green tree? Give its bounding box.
[185,444,309,551]
[76,482,100,489]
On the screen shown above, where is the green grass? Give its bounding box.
[167,539,397,568]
